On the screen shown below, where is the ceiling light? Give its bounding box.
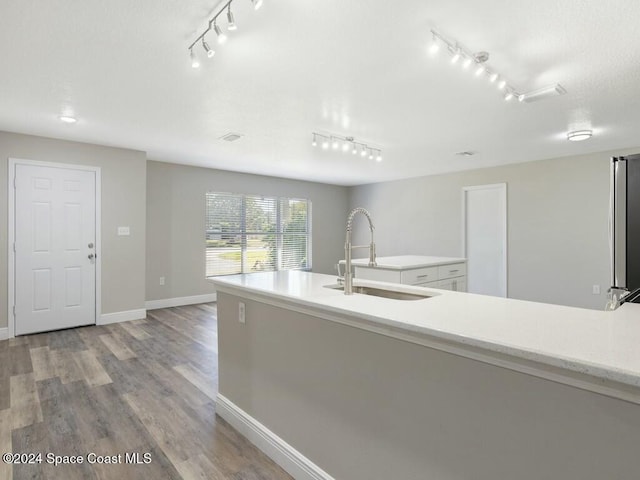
[312,133,383,161]
[59,115,77,124]
[214,22,227,44]
[428,35,440,54]
[190,48,200,68]
[202,39,215,58]
[251,0,264,10]
[227,6,237,30]
[428,28,544,103]
[567,130,593,142]
[519,84,567,103]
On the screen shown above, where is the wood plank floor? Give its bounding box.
[0,304,293,480]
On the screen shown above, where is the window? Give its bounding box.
[205,192,312,277]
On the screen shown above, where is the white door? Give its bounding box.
[463,184,507,297]
[15,164,97,335]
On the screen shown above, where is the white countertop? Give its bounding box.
[340,255,466,269]
[210,271,640,401]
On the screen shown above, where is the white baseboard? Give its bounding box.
[145,293,217,311]
[216,394,334,480]
[98,308,146,325]
[0,327,8,341]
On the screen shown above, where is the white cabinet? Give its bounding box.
[352,256,467,292]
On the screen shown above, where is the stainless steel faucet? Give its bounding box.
[340,207,377,295]
[605,286,630,310]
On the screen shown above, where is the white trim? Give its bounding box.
[461,183,508,297]
[0,328,8,341]
[7,158,102,339]
[216,394,335,480]
[98,309,146,325]
[145,293,217,310]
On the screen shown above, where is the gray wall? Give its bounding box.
[218,292,640,480]
[145,161,348,302]
[0,131,147,328]
[350,148,640,309]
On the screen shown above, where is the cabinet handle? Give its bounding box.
[449,269,459,273]
[417,274,430,278]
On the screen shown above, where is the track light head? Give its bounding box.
[190,48,200,68]
[429,34,440,54]
[376,151,382,162]
[451,49,461,64]
[504,91,514,101]
[489,72,498,83]
[462,57,472,69]
[497,80,507,90]
[311,134,317,147]
[251,0,264,10]
[321,138,329,150]
[213,22,227,44]
[227,7,237,30]
[202,39,215,58]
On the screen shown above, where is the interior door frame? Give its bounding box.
[461,183,508,297]
[7,158,102,338]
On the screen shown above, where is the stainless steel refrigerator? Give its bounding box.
[610,154,640,303]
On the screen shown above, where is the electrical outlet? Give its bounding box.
[592,285,601,295]
[238,302,245,324]
[159,276,165,286]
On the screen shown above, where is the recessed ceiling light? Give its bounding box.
[59,115,77,124]
[567,130,593,142]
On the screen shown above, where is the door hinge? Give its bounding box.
[12,242,16,253]
[12,305,15,317]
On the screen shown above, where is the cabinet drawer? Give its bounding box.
[354,267,401,283]
[401,266,438,285]
[437,263,466,280]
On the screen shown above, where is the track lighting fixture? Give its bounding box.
[188,0,264,67]
[213,21,227,44]
[190,48,200,68]
[312,133,383,162]
[227,6,237,30]
[428,28,566,104]
[202,39,215,58]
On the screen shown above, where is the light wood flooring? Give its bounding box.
[0,304,293,480]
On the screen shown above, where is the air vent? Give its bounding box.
[455,151,475,156]
[219,133,243,142]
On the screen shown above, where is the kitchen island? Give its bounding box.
[210,271,640,480]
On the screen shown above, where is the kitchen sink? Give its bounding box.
[325,284,433,300]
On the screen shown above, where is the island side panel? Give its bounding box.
[216,292,640,480]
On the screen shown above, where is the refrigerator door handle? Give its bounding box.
[611,157,627,289]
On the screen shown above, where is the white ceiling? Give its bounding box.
[1,0,639,186]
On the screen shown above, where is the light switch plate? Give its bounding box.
[238,302,245,324]
[117,226,130,236]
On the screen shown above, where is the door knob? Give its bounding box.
[88,242,94,248]
[88,253,95,260]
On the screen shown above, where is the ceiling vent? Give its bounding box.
[219,132,243,142]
